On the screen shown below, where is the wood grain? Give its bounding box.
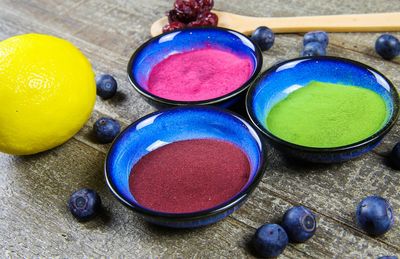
[1,0,400,258]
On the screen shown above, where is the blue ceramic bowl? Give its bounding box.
[247,56,399,163]
[105,106,266,228]
[127,27,262,109]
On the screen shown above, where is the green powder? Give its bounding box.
[266,81,388,148]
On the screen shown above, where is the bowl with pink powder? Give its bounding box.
[128,27,262,108]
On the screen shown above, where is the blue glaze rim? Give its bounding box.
[104,106,267,220]
[127,26,263,106]
[246,56,400,152]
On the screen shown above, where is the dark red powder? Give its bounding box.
[129,139,250,213]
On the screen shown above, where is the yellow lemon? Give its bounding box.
[0,34,96,155]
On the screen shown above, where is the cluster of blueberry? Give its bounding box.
[68,74,123,221]
[252,206,316,257]
[93,74,121,144]
[163,0,218,33]
[67,191,396,258]
[252,196,395,258]
[301,31,329,56]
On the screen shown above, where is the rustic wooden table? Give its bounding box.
[1,0,400,258]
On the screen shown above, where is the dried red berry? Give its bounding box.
[187,12,219,28]
[174,0,202,22]
[198,12,219,26]
[167,9,180,23]
[162,21,186,33]
[187,20,209,27]
[199,0,214,12]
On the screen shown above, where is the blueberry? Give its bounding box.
[281,206,317,243]
[356,196,394,236]
[251,26,275,51]
[96,74,118,99]
[375,34,400,60]
[68,188,101,221]
[303,31,329,48]
[301,42,326,57]
[252,224,288,257]
[378,256,398,259]
[93,117,121,144]
[390,142,400,169]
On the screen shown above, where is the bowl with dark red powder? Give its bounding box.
[128,27,262,109]
[105,106,266,228]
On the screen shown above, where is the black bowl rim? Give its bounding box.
[104,106,267,221]
[127,26,263,106]
[246,56,400,153]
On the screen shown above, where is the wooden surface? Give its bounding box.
[1,0,400,258]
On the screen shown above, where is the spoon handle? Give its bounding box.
[217,11,400,34]
[150,11,400,36]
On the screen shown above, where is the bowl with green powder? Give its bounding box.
[246,56,399,163]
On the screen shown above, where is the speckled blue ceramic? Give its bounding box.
[127,27,262,109]
[105,106,266,228]
[247,56,399,163]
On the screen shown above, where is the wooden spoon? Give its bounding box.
[151,11,400,36]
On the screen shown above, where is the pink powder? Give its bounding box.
[147,48,253,101]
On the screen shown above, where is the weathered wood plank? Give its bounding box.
[0,0,87,36]
[215,0,400,17]
[329,33,400,64]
